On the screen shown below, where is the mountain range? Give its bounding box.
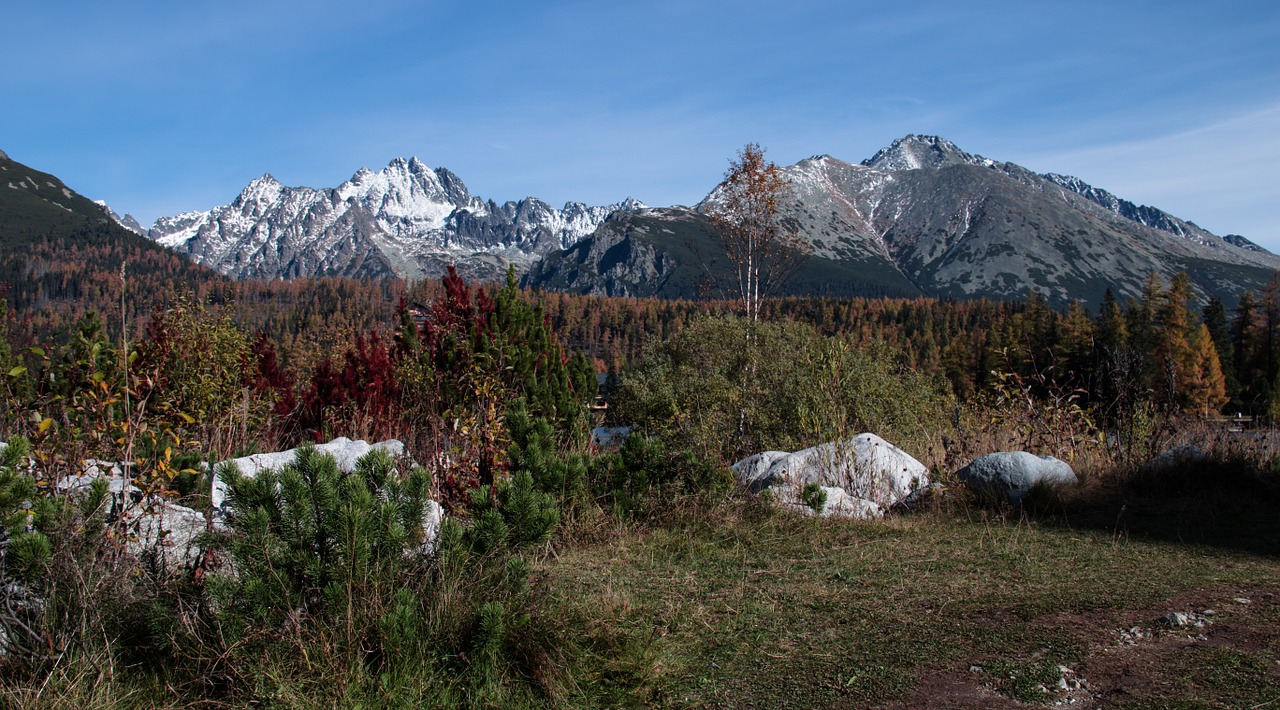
[145,157,643,283]
[10,135,1278,311]
[525,135,1279,308]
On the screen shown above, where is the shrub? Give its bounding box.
[588,434,729,518]
[616,315,951,466]
[198,445,566,705]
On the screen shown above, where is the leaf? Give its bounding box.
[178,412,195,424]
[7,366,25,377]
[38,418,53,433]
[30,347,45,358]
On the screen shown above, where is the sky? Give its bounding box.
[4,0,1278,247]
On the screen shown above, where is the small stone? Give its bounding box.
[1234,597,1251,604]
[1203,609,1216,616]
[1058,677,1070,690]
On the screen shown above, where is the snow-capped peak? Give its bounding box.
[862,134,988,172]
[93,199,146,235]
[235,174,285,205]
[147,158,641,282]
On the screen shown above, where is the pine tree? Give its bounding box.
[1056,300,1095,386]
[1232,290,1260,408]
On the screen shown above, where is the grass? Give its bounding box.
[4,468,1278,708]
[544,493,1280,708]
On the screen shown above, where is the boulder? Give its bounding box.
[1144,444,1208,472]
[5,438,440,569]
[127,500,209,567]
[732,451,791,492]
[732,433,929,508]
[768,484,883,519]
[211,437,406,512]
[211,438,441,554]
[956,452,1077,502]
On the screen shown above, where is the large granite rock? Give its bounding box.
[956,452,1077,502]
[212,438,441,552]
[3,438,441,568]
[733,433,929,507]
[767,484,884,519]
[733,433,930,519]
[211,436,406,512]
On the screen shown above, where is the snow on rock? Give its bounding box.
[147,156,643,282]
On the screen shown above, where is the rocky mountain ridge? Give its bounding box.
[145,157,644,282]
[525,135,1279,308]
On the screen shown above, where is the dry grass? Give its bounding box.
[544,490,1280,708]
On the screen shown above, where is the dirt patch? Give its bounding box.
[892,584,1280,708]
[880,668,1037,709]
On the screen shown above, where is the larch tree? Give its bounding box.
[1186,321,1229,416]
[706,144,811,321]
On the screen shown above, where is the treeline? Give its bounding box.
[1,222,219,345]
[537,271,1280,418]
[8,234,1277,420]
[4,241,413,381]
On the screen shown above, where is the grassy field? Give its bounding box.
[544,491,1280,708]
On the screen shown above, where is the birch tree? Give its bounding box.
[706,144,811,321]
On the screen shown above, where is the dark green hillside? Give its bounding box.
[0,151,227,339]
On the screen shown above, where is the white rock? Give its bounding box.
[421,499,444,552]
[9,438,441,569]
[767,484,883,520]
[733,434,928,508]
[127,500,209,567]
[956,451,1077,502]
[211,437,406,511]
[732,451,791,492]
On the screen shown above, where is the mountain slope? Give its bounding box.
[526,135,1279,308]
[148,158,643,282]
[0,149,225,322]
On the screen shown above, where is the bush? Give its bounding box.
[195,445,567,706]
[615,315,951,465]
[588,434,729,518]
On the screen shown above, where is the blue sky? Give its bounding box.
[4,1,1278,247]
